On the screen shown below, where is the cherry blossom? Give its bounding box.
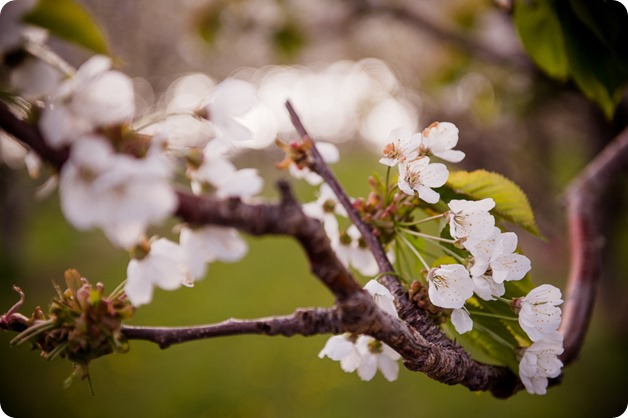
[353,336,401,381]
[397,157,448,204]
[302,183,346,242]
[318,334,400,382]
[472,273,505,301]
[419,121,465,163]
[335,225,379,277]
[189,140,263,198]
[519,333,564,395]
[179,225,248,281]
[59,135,176,248]
[39,55,135,148]
[451,307,473,334]
[427,264,474,309]
[363,280,398,319]
[464,227,531,283]
[379,127,420,167]
[124,238,190,307]
[517,284,563,342]
[447,198,495,241]
[203,78,257,142]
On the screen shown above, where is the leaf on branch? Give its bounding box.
[514,0,628,118]
[445,169,541,237]
[23,0,110,55]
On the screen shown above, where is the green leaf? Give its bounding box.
[446,170,541,237]
[23,0,109,55]
[514,0,628,118]
[555,0,628,118]
[514,0,569,79]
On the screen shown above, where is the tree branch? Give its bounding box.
[0,98,521,397]
[560,125,628,364]
[121,307,343,349]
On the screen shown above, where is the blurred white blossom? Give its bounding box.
[40,55,135,148]
[59,135,176,248]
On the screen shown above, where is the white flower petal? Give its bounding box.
[451,308,473,334]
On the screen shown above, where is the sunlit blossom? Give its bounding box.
[379,127,420,167]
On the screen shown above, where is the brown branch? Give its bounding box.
[121,307,344,349]
[285,100,520,397]
[1,97,522,397]
[560,125,628,364]
[0,103,68,170]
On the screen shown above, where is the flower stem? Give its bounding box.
[468,311,518,321]
[400,228,457,244]
[399,234,431,271]
[397,213,446,227]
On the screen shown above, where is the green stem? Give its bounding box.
[468,311,518,321]
[400,228,457,244]
[397,213,446,227]
[384,166,392,206]
[399,234,431,271]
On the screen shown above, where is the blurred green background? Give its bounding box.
[1,0,628,417]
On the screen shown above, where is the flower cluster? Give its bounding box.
[379,123,462,203]
[1,48,265,307]
[375,124,563,394]
[318,280,401,381]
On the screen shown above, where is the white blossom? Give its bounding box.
[447,198,495,241]
[472,273,505,301]
[180,225,248,281]
[397,157,448,204]
[203,78,257,142]
[451,307,473,334]
[318,334,362,374]
[419,122,465,163]
[379,127,420,167]
[10,57,62,100]
[354,336,401,382]
[335,225,379,277]
[519,333,564,395]
[302,183,346,242]
[39,55,135,148]
[189,140,263,198]
[464,227,531,283]
[517,284,563,342]
[364,280,398,319]
[318,334,400,382]
[427,264,474,309]
[59,135,176,248]
[124,238,190,306]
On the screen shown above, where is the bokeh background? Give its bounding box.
[1,0,627,417]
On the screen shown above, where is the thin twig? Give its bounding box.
[121,308,344,349]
